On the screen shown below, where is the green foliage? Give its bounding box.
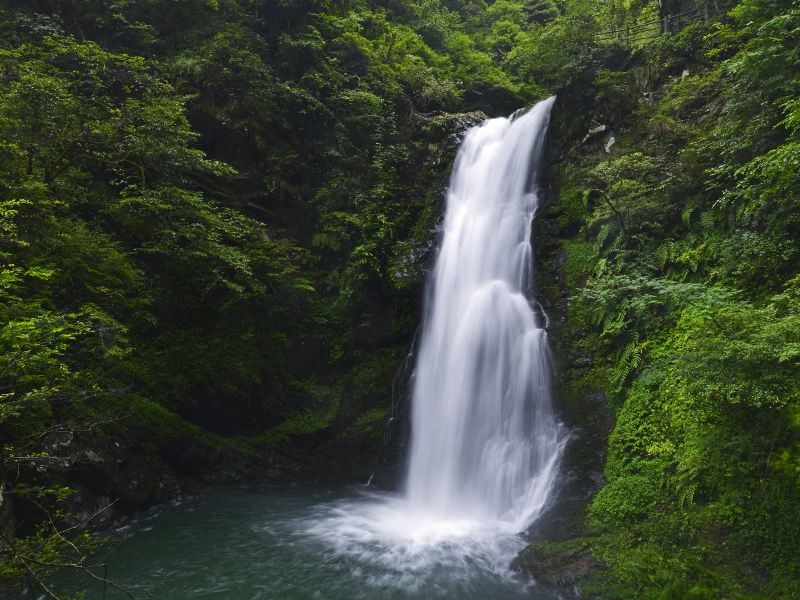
[0,19,314,596]
[590,474,659,524]
[545,0,800,596]
[0,0,798,597]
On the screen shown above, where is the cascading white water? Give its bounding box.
[406,96,563,530]
[297,99,565,598]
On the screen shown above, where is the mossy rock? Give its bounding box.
[514,538,603,598]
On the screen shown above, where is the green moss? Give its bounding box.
[589,474,659,525]
[562,238,597,292]
[343,405,391,445]
[553,169,589,230]
[105,392,204,442]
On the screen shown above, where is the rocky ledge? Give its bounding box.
[513,538,602,599]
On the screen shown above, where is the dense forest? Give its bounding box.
[0,0,798,598]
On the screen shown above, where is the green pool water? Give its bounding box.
[54,486,565,599]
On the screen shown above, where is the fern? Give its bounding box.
[596,223,612,249]
[681,202,698,225]
[612,332,642,390]
[699,210,716,233]
[655,240,675,269]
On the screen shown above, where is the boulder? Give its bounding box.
[513,540,601,598]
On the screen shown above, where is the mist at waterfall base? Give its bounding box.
[63,99,565,599]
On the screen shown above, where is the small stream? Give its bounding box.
[55,486,564,600]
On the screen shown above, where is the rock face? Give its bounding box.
[511,96,616,598]
[513,541,600,598]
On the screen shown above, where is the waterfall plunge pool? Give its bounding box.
[56,486,566,599]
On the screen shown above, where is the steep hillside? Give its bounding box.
[520,1,800,597]
[1,0,798,598]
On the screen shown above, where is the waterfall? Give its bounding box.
[294,99,565,596]
[405,97,563,529]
